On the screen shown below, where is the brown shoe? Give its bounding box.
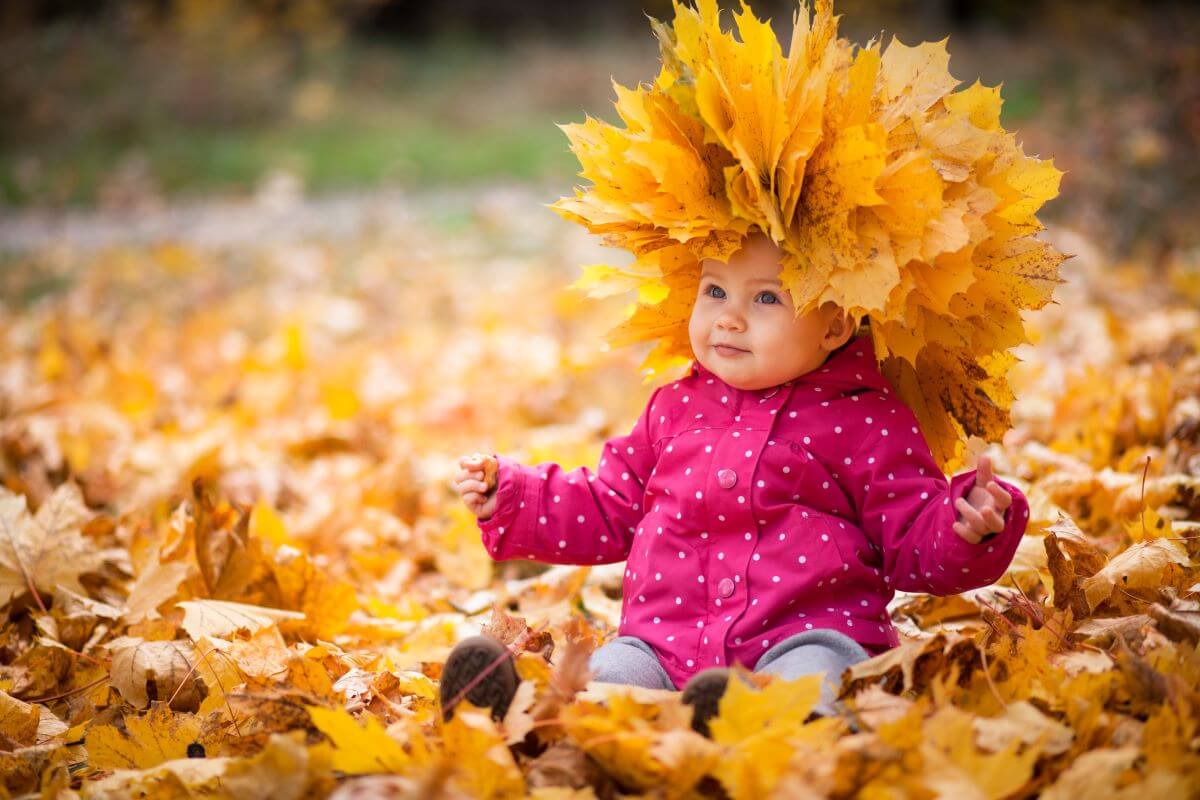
[439,635,519,723]
[681,667,751,738]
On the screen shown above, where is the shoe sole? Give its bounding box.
[681,667,732,737]
[439,635,519,723]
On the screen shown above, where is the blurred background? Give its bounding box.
[2,0,1198,259]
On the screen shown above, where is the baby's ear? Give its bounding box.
[823,305,856,348]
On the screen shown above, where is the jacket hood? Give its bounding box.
[689,333,892,398]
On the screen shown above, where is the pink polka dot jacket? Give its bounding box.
[476,334,1030,690]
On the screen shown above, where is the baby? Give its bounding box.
[443,231,1029,734]
[435,0,1064,735]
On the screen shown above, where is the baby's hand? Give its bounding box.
[455,453,499,519]
[951,453,1013,544]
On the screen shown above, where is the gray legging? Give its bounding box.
[587,628,872,715]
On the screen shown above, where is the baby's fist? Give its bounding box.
[951,453,1012,544]
[456,453,499,519]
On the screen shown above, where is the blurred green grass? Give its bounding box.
[0,8,1061,210]
[0,112,578,203]
[1,32,1053,210]
[0,35,642,206]
[9,3,1198,261]
[0,67,1043,208]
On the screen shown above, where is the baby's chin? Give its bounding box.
[704,356,817,391]
[702,357,772,390]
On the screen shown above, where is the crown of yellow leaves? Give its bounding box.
[549,0,1065,473]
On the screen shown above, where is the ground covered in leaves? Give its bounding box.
[1,195,1199,798]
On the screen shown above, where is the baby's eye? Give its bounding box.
[705,284,726,299]
[757,291,780,305]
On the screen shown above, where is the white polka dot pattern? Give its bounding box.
[474,335,1031,688]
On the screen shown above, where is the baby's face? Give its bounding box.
[688,233,853,391]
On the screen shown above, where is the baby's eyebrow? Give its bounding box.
[699,272,781,287]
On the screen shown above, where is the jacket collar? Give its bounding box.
[688,334,888,398]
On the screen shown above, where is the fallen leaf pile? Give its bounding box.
[0,210,1198,798]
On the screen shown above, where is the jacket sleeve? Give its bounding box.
[838,392,1030,596]
[475,386,663,565]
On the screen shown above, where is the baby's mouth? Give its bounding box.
[713,343,749,357]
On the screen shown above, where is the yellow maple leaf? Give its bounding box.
[1125,504,1174,543]
[272,548,359,640]
[441,706,527,799]
[435,503,496,592]
[560,691,715,794]
[250,502,296,548]
[708,672,839,799]
[305,705,410,775]
[83,731,313,799]
[86,703,205,770]
[920,704,1042,799]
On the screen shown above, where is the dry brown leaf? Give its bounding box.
[1045,530,1109,616]
[1147,603,1200,644]
[49,586,121,651]
[191,486,271,601]
[973,700,1074,756]
[106,636,200,710]
[36,705,69,745]
[846,684,915,729]
[0,742,64,796]
[0,690,40,748]
[841,632,977,695]
[481,604,554,658]
[7,643,73,699]
[892,592,983,626]
[208,626,294,680]
[501,679,538,746]
[124,556,191,623]
[1082,539,1192,611]
[1040,747,1140,798]
[0,483,102,607]
[523,739,606,791]
[177,599,305,640]
[1051,649,1115,676]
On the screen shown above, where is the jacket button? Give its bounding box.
[718,578,735,598]
[717,468,737,489]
